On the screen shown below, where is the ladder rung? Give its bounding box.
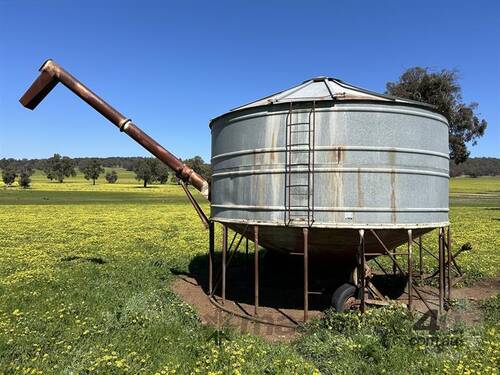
[286,184,309,187]
[290,129,312,133]
[288,143,310,146]
[287,163,309,166]
[287,122,309,126]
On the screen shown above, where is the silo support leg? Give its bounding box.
[303,228,309,322]
[392,235,398,276]
[254,226,259,316]
[438,227,445,315]
[222,225,227,305]
[447,226,452,302]
[245,237,249,281]
[358,230,366,313]
[418,236,423,280]
[208,221,215,296]
[408,229,413,311]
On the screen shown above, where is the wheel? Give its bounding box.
[331,283,358,312]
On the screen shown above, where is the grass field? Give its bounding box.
[0,171,498,374]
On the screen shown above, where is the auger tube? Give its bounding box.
[19,59,210,200]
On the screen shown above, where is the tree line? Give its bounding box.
[2,154,498,189]
[1,155,212,188]
[449,157,500,177]
[0,156,156,172]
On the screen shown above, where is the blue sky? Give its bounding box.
[1,0,499,161]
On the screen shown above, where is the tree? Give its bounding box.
[1,165,17,186]
[184,156,212,182]
[170,172,179,184]
[42,159,55,181]
[169,156,211,184]
[386,67,487,164]
[44,154,76,183]
[81,159,104,185]
[105,170,118,183]
[19,168,32,188]
[134,158,160,187]
[156,163,170,184]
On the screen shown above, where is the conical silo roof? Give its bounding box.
[229,76,433,112]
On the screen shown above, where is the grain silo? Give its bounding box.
[20,61,453,325]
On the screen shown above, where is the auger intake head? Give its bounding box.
[20,59,60,110]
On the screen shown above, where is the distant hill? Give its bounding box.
[450,157,500,177]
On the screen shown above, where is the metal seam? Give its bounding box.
[210,218,450,229]
[212,167,449,179]
[210,204,449,213]
[211,145,450,161]
[216,105,449,127]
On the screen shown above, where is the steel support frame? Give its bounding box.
[207,222,311,328]
[438,226,453,313]
[365,226,451,319]
[303,228,309,322]
[254,226,259,316]
[207,222,452,328]
[358,230,366,312]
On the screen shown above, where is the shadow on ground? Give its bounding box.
[171,250,408,312]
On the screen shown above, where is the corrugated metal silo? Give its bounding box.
[210,77,449,257]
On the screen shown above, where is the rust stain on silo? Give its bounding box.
[390,170,396,223]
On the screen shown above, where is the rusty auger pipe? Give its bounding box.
[19,59,210,200]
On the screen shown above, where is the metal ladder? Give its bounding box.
[284,102,316,226]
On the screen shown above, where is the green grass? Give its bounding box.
[0,172,498,374]
[450,176,500,207]
[448,177,500,280]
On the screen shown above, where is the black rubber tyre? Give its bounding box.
[331,283,358,312]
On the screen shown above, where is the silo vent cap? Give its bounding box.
[305,76,342,83]
[310,76,328,82]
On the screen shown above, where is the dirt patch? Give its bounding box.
[446,279,500,326]
[450,279,500,301]
[172,275,322,342]
[173,275,499,340]
[171,249,498,339]
[407,279,499,328]
[170,250,341,341]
